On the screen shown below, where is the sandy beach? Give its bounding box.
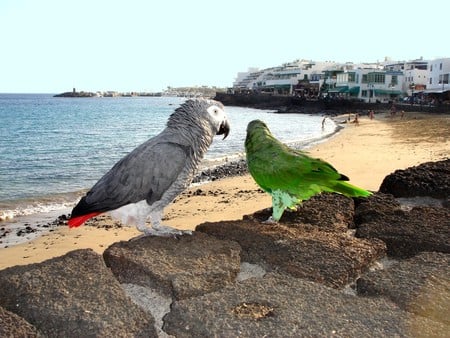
[1,111,448,270]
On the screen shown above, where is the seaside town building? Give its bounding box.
[427,58,450,94]
[232,57,450,104]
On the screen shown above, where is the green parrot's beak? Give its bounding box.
[217,119,230,139]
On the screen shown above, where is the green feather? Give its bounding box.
[245,120,372,221]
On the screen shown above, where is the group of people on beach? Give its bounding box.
[324,104,409,132]
[344,113,360,125]
[390,104,405,118]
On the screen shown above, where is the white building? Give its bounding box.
[260,60,340,95]
[426,58,450,94]
[232,57,449,101]
[326,62,404,103]
[233,67,261,89]
[385,59,428,96]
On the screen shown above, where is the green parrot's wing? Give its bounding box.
[248,141,359,200]
[269,146,343,197]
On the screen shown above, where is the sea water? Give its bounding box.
[0,94,337,235]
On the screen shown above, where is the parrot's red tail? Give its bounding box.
[68,212,101,228]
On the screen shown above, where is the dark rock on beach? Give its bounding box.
[0,159,449,337]
[0,306,39,337]
[379,158,450,199]
[197,194,386,289]
[353,192,402,224]
[193,158,248,183]
[163,273,447,338]
[248,192,357,231]
[357,251,450,325]
[354,193,450,258]
[0,249,157,337]
[103,232,241,300]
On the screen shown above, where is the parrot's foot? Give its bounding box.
[134,209,193,236]
[262,216,278,224]
[135,223,192,237]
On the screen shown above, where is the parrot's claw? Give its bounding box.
[148,224,192,237]
[262,216,278,224]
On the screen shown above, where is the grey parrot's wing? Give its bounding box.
[72,141,190,216]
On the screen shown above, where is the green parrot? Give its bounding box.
[245,119,372,222]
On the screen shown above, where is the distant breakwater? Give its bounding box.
[214,93,450,114]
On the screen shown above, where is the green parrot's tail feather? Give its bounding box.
[332,181,372,197]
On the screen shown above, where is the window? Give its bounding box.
[440,63,443,70]
[367,72,385,84]
[391,75,398,85]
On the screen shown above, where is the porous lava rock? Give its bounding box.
[0,306,39,337]
[357,251,450,325]
[163,272,447,337]
[0,249,157,337]
[379,159,449,199]
[355,194,450,258]
[197,193,385,289]
[103,232,241,299]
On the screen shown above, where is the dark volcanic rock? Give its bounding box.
[379,159,450,198]
[354,193,402,225]
[163,272,447,338]
[0,249,157,338]
[355,195,450,258]
[197,218,385,288]
[0,306,39,337]
[357,252,450,325]
[103,232,241,299]
[193,159,248,183]
[247,192,356,231]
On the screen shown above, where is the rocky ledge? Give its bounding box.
[0,159,448,337]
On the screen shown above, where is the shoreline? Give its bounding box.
[0,111,448,269]
[0,103,338,225]
[0,115,339,235]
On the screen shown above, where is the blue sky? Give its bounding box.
[1,0,449,93]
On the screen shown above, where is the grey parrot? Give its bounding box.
[68,98,230,236]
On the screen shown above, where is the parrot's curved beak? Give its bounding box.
[217,119,230,139]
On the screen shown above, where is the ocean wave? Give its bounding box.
[0,191,85,222]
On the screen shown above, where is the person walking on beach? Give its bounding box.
[390,104,397,118]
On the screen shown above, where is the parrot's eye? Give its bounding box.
[207,105,222,117]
